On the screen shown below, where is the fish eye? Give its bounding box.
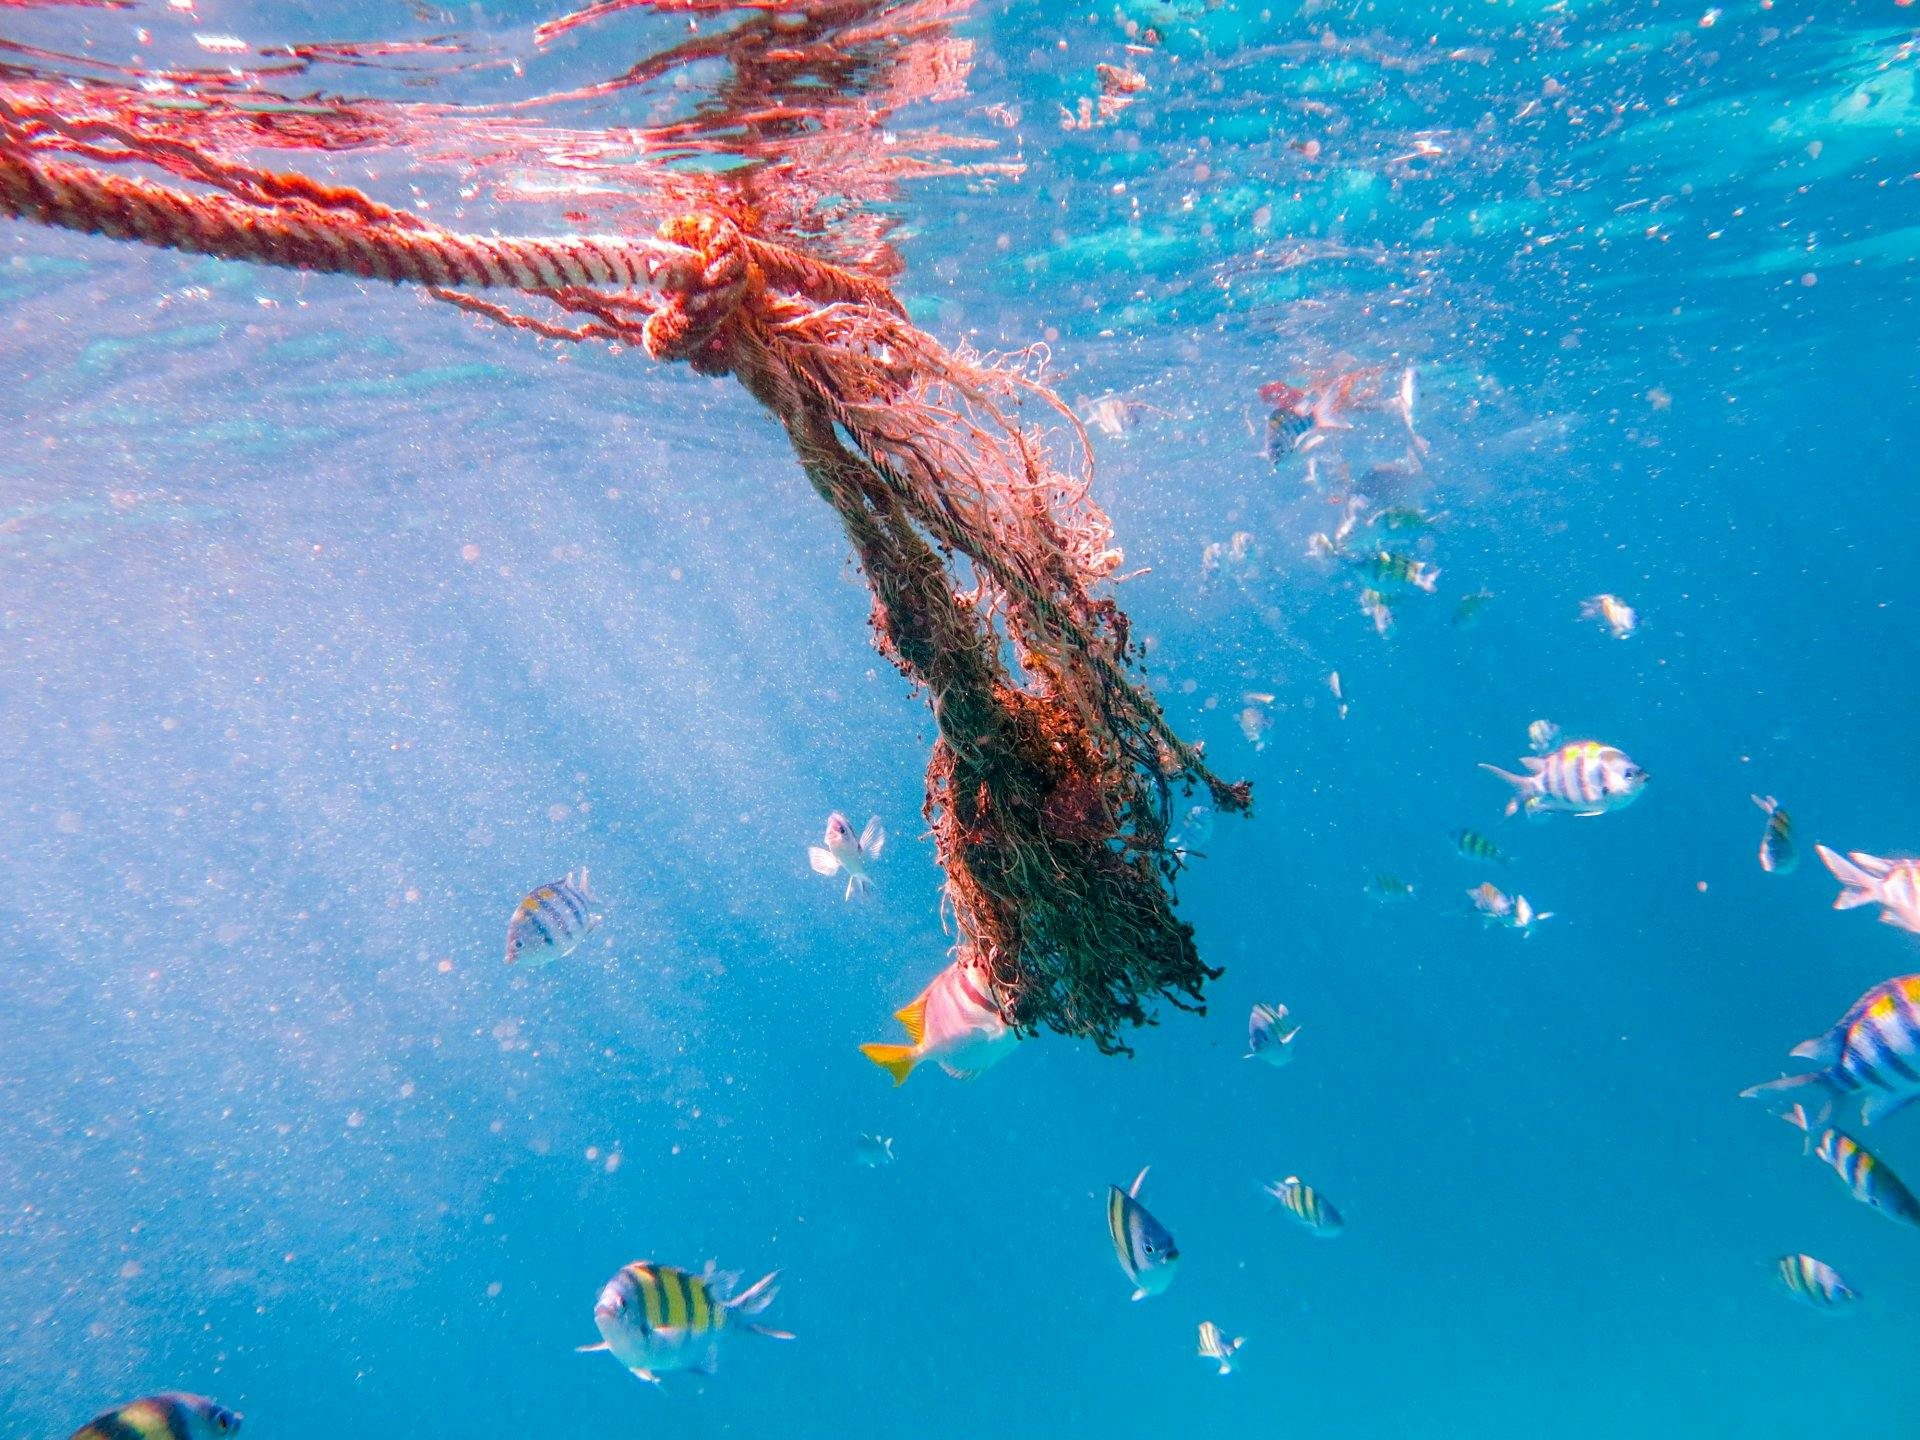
[215,1414,237,1435]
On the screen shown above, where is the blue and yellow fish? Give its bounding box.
[1777,1254,1857,1311]
[1743,975,1920,1127]
[1265,1175,1344,1236]
[505,868,602,966]
[70,1394,240,1440]
[1780,1105,1920,1230]
[1481,740,1646,820]
[1108,1166,1179,1300]
[580,1261,793,1385]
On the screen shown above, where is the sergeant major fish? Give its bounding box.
[1108,1166,1179,1299]
[1781,1105,1920,1230]
[1741,975,1920,1127]
[1265,1175,1343,1235]
[1815,845,1920,933]
[1197,1321,1245,1375]
[1351,549,1439,594]
[1777,1253,1857,1311]
[859,958,1016,1085]
[1245,1002,1301,1065]
[1481,740,1647,819]
[505,869,602,966]
[70,1394,240,1440]
[579,1261,793,1384]
[1451,829,1509,866]
[808,812,886,899]
[1752,795,1798,875]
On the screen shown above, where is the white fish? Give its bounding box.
[1527,719,1560,755]
[1245,1002,1300,1065]
[859,959,1017,1084]
[1580,593,1637,638]
[1777,1254,1858,1311]
[808,812,886,899]
[1469,883,1551,934]
[1816,846,1920,934]
[505,869,602,966]
[1480,740,1647,819]
[1197,1321,1244,1375]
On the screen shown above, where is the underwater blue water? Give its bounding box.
[2,0,1918,1435]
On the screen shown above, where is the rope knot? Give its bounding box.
[644,213,759,373]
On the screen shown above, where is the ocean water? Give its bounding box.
[2,1,1918,1436]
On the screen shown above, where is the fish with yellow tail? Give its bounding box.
[1815,845,1920,933]
[1196,1321,1245,1375]
[1108,1166,1179,1299]
[808,812,886,899]
[579,1261,793,1385]
[1780,1104,1920,1230]
[1480,740,1646,819]
[70,1395,240,1440]
[859,959,1016,1085]
[1741,975,1920,1127]
[1752,795,1798,874]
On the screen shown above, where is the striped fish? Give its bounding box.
[1352,549,1439,594]
[1451,828,1509,866]
[1781,1106,1920,1230]
[504,868,601,966]
[1816,845,1920,934]
[580,1261,793,1385]
[1107,1166,1179,1300]
[1777,1254,1857,1312]
[1480,740,1647,820]
[1741,975,1920,1127]
[1751,795,1798,874]
[1368,873,1415,903]
[1245,1003,1300,1066]
[70,1393,240,1440]
[1196,1321,1244,1375]
[1265,1175,1344,1236]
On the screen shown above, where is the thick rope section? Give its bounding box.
[0,125,1249,1053]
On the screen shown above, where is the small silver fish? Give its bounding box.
[1751,795,1798,875]
[808,812,886,900]
[855,1133,895,1168]
[1108,1166,1179,1299]
[1197,1321,1245,1375]
[1359,587,1394,636]
[1527,719,1560,755]
[1265,1175,1344,1236]
[1776,1254,1857,1311]
[1245,1003,1301,1066]
[505,869,602,966]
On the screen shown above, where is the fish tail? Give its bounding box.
[1817,844,1882,909]
[1741,1070,1835,1108]
[726,1269,780,1317]
[1414,566,1439,594]
[859,1043,918,1086]
[846,871,874,901]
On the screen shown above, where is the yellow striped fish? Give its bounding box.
[1777,1254,1857,1311]
[1107,1166,1179,1300]
[580,1261,793,1384]
[1265,1175,1344,1236]
[505,869,602,966]
[70,1393,240,1440]
[1480,740,1646,820]
[1196,1321,1245,1375]
[1780,1106,1920,1230]
[1742,975,1920,1127]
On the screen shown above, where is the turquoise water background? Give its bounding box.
[2,1,1918,1435]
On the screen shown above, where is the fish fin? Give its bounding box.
[726,1270,780,1317]
[846,872,875,900]
[1751,795,1777,816]
[1862,1091,1920,1128]
[571,866,592,897]
[1741,1071,1833,1105]
[860,816,887,859]
[807,846,841,877]
[859,1043,917,1087]
[746,1324,797,1341]
[893,996,929,1046]
[1847,851,1895,878]
[628,1369,662,1386]
[938,1063,979,1080]
[1479,762,1529,791]
[1791,1029,1844,1067]
[576,1341,610,1354]
[1817,845,1884,908]
[1880,909,1920,934]
[1130,1288,1148,1302]
[1128,1165,1150,1200]
[1414,567,1438,594]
